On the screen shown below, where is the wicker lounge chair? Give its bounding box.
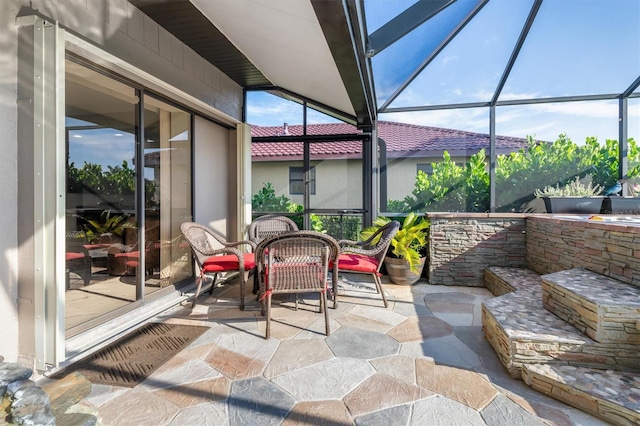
[180,221,256,309]
[337,220,400,308]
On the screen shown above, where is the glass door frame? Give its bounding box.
[252,132,374,234]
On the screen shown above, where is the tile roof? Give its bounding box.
[251,121,529,160]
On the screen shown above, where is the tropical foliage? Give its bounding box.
[360,213,429,272]
[389,135,640,213]
[251,182,362,240]
[67,160,158,208]
[79,210,133,243]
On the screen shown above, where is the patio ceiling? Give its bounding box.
[130,0,640,128]
[130,0,375,128]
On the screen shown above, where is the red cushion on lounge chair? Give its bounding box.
[336,253,379,273]
[113,251,140,260]
[66,252,85,261]
[202,253,256,273]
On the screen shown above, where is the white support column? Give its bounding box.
[18,16,66,369]
[236,123,252,241]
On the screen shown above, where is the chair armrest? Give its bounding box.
[337,239,361,246]
[339,244,383,258]
[108,243,134,254]
[226,239,257,251]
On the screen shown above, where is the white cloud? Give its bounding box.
[441,55,458,65]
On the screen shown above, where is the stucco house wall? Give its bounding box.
[253,159,363,209]
[0,0,243,365]
[253,154,473,209]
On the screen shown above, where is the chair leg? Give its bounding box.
[239,271,247,311]
[265,293,272,339]
[209,274,219,294]
[332,270,339,309]
[374,274,388,308]
[192,274,204,309]
[322,291,330,336]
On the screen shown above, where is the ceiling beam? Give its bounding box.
[312,0,376,128]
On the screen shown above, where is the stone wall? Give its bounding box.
[526,215,640,289]
[426,214,526,286]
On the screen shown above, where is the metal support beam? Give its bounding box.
[489,106,496,212]
[491,0,543,105]
[378,0,489,112]
[378,137,388,213]
[622,75,640,98]
[619,97,628,192]
[136,90,146,301]
[311,0,376,128]
[367,0,454,56]
[384,92,624,113]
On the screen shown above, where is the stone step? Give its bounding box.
[521,364,640,426]
[542,268,640,345]
[481,268,640,378]
[484,266,541,296]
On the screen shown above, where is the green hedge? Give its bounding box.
[390,135,640,213]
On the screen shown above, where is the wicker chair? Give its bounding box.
[248,214,299,244]
[255,231,340,339]
[180,222,256,309]
[248,214,299,294]
[337,220,400,308]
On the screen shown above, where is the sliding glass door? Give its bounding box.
[65,60,192,335]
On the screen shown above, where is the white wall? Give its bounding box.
[0,1,21,363]
[194,117,231,238]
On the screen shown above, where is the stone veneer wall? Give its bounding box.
[426,213,526,286]
[526,215,640,288]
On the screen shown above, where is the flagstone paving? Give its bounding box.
[73,275,610,425]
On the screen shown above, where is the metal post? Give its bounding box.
[619,97,628,194]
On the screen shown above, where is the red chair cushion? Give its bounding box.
[336,253,379,273]
[66,252,85,261]
[202,253,256,273]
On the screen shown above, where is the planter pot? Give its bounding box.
[539,196,605,214]
[384,256,426,285]
[601,197,640,214]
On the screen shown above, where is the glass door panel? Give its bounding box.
[65,60,139,331]
[309,140,365,240]
[143,97,192,289]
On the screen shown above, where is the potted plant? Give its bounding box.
[79,210,133,244]
[361,213,430,285]
[601,177,640,214]
[525,176,605,214]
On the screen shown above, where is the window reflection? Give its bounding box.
[65,60,192,333]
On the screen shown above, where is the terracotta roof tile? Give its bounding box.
[251,121,528,159]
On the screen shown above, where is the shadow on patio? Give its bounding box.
[66,272,608,425]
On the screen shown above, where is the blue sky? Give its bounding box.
[247,0,640,145]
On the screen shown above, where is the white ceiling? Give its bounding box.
[190,0,356,117]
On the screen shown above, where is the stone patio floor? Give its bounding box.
[69,274,611,425]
